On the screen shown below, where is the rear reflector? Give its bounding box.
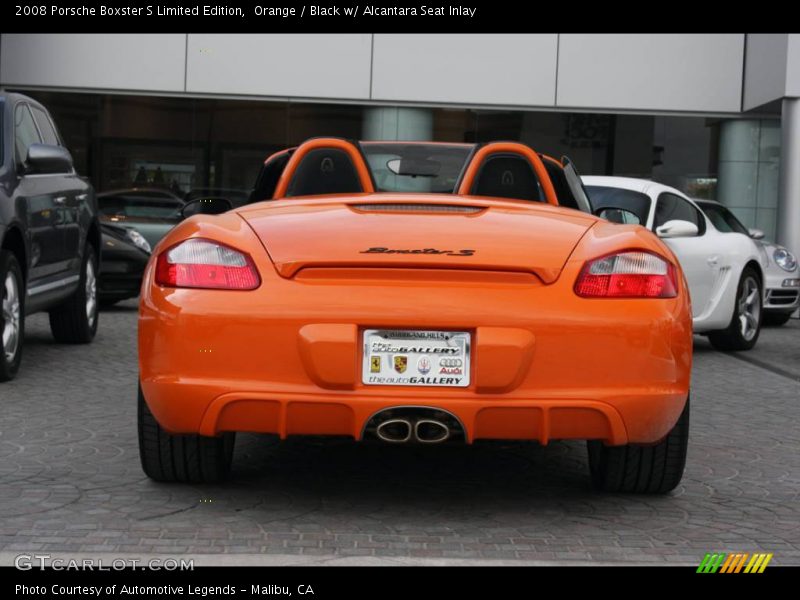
[155,239,260,290]
[575,251,677,298]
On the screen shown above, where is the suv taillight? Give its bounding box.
[155,239,260,290]
[575,251,677,298]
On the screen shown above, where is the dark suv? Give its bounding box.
[1,92,101,381]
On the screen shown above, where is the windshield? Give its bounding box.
[696,202,750,235]
[98,195,183,220]
[361,142,472,193]
[585,186,652,226]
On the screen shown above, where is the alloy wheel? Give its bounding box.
[2,272,21,363]
[738,276,761,341]
[85,259,97,328]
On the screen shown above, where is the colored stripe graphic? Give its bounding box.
[719,554,741,573]
[744,554,759,573]
[757,554,773,573]
[698,552,772,573]
[697,553,726,573]
[720,554,736,573]
[733,553,749,573]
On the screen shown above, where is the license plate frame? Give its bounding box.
[362,329,471,387]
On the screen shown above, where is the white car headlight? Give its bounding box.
[773,247,797,272]
[126,229,151,254]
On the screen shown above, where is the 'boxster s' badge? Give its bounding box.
[370,356,381,373]
[393,355,408,374]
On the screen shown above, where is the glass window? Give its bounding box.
[361,142,472,193]
[14,103,41,164]
[584,186,652,226]
[97,195,183,220]
[562,159,593,213]
[30,106,61,146]
[696,202,750,235]
[654,193,705,235]
[600,208,642,225]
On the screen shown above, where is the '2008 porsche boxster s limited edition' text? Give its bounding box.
[138,139,692,493]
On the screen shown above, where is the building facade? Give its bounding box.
[1,33,798,256]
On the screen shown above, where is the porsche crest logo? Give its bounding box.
[393,355,408,374]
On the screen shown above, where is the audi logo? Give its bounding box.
[438,358,463,368]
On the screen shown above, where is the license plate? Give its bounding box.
[362,329,471,387]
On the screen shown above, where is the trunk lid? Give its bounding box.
[237,195,596,283]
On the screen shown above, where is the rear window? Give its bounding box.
[697,202,749,235]
[361,143,472,194]
[585,186,652,226]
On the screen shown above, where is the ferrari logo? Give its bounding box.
[393,355,407,374]
[370,356,381,373]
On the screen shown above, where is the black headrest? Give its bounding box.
[286,148,364,197]
[470,154,542,202]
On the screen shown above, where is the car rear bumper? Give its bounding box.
[139,257,693,446]
[140,380,687,446]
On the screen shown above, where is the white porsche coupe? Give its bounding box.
[583,176,767,351]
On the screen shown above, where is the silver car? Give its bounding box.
[695,199,799,326]
[757,238,800,325]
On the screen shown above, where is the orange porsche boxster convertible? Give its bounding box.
[138,139,692,493]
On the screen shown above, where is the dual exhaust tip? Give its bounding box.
[376,418,450,444]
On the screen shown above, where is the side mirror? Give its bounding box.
[656,219,699,238]
[595,207,641,225]
[749,228,765,240]
[25,143,73,174]
[181,197,232,219]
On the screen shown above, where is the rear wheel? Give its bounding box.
[138,385,235,483]
[708,267,762,351]
[588,396,689,494]
[762,311,792,327]
[0,251,24,382]
[49,244,99,343]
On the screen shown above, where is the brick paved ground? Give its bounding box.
[1,303,798,565]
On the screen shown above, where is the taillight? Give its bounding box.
[155,239,260,290]
[575,251,677,298]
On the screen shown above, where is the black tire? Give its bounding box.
[49,244,99,343]
[138,385,235,483]
[707,266,762,351]
[0,251,25,382]
[762,312,792,327]
[588,396,689,494]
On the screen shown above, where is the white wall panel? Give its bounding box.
[186,34,372,100]
[0,34,185,92]
[372,34,558,106]
[557,34,745,113]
